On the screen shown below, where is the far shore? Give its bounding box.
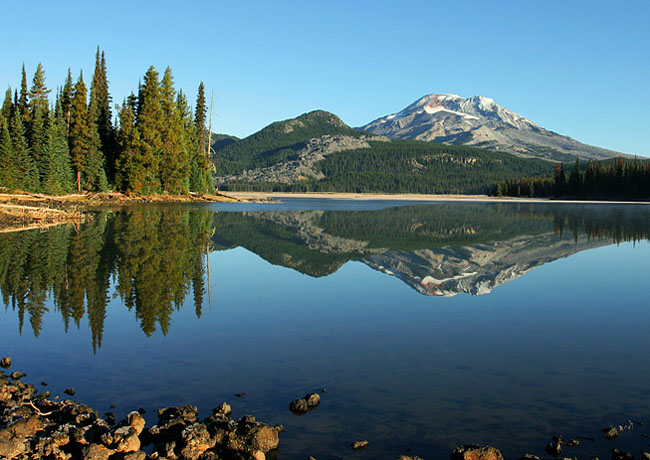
[227,191,650,205]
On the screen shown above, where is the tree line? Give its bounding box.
[0,47,214,195]
[491,157,650,200]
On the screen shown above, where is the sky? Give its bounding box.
[2,1,649,156]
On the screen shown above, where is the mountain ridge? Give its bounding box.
[361,93,630,162]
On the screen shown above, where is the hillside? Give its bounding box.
[361,94,630,162]
[213,110,554,194]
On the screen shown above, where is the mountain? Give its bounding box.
[361,94,629,162]
[213,110,553,194]
[208,204,650,297]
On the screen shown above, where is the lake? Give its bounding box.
[1,199,649,459]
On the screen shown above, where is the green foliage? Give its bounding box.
[41,107,75,194]
[492,157,650,201]
[8,110,39,191]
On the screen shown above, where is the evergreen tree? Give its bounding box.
[69,72,89,191]
[159,67,188,194]
[0,114,19,190]
[60,69,74,136]
[28,63,50,117]
[85,97,109,191]
[8,110,39,191]
[1,89,12,120]
[42,102,75,194]
[114,94,142,191]
[134,66,163,193]
[29,106,48,185]
[90,47,115,182]
[18,64,29,120]
[194,82,207,157]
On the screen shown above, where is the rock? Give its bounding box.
[104,412,116,425]
[64,388,76,396]
[0,432,27,458]
[305,392,320,408]
[234,392,246,397]
[82,443,114,460]
[399,457,424,460]
[180,423,215,460]
[9,371,26,380]
[308,456,317,460]
[122,452,147,460]
[518,455,540,460]
[213,402,232,417]
[137,408,146,414]
[249,425,279,452]
[603,427,619,440]
[352,440,369,450]
[125,411,146,435]
[157,405,198,424]
[252,450,266,460]
[565,439,580,447]
[0,356,10,368]
[102,426,141,453]
[611,449,635,460]
[640,452,650,460]
[41,381,48,386]
[451,445,504,460]
[545,441,562,457]
[289,398,309,414]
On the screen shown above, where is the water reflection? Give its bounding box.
[1,203,648,349]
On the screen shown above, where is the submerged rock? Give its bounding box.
[9,371,26,381]
[451,445,504,460]
[0,356,11,369]
[64,387,76,396]
[611,448,635,460]
[289,392,321,415]
[603,426,619,440]
[351,440,369,450]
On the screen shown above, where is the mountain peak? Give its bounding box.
[361,93,626,161]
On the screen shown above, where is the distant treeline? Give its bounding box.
[490,157,650,200]
[219,140,554,194]
[0,47,213,195]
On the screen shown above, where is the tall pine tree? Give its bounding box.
[159,67,189,194]
[90,47,115,182]
[134,66,163,193]
[42,101,75,194]
[69,72,89,192]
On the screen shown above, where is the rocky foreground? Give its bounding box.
[2,358,648,460]
[0,363,281,460]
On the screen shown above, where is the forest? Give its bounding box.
[0,48,213,195]
[491,157,650,200]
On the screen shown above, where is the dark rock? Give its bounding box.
[289,398,309,414]
[640,452,650,460]
[0,356,10,369]
[137,407,146,414]
[399,457,424,460]
[234,392,246,397]
[9,371,26,380]
[82,443,115,460]
[352,440,369,450]
[518,455,540,460]
[158,405,199,424]
[603,427,620,440]
[611,448,635,460]
[104,412,116,425]
[64,387,76,396]
[213,402,232,417]
[545,441,562,457]
[305,392,320,408]
[565,439,580,447]
[109,404,116,409]
[41,381,48,386]
[451,444,504,460]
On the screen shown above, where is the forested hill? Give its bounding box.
[212,110,364,175]
[212,110,555,194]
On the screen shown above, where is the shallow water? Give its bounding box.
[1,200,650,459]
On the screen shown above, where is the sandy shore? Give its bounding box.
[227,191,650,205]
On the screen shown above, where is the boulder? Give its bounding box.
[289,398,309,414]
[602,427,619,440]
[451,445,504,460]
[352,440,369,450]
[305,393,320,408]
[545,441,562,457]
[82,443,114,460]
[9,371,26,381]
[0,356,11,368]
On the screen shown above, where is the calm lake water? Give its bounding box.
[1,199,650,459]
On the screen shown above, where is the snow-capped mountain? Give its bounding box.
[361,94,627,161]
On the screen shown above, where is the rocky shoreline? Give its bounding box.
[2,358,649,460]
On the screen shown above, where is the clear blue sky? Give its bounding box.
[2,1,649,156]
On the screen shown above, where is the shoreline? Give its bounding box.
[226,191,650,205]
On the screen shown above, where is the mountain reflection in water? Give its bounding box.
[1,203,649,350]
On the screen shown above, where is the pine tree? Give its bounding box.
[42,102,75,194]
[60,69,74,136]
[134,66,163,193]
[85,97,109,191]
[9,110,39,191]
[29,106,48,185]
[0,114,19,190]
[28,63,50,117]
[18,64,29,120]
[114,94,142,191]
[194,82,207,156]
[159,67,188,194]
[69,72,89,191]
[90,47,115,182]
[1,89,12,120]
